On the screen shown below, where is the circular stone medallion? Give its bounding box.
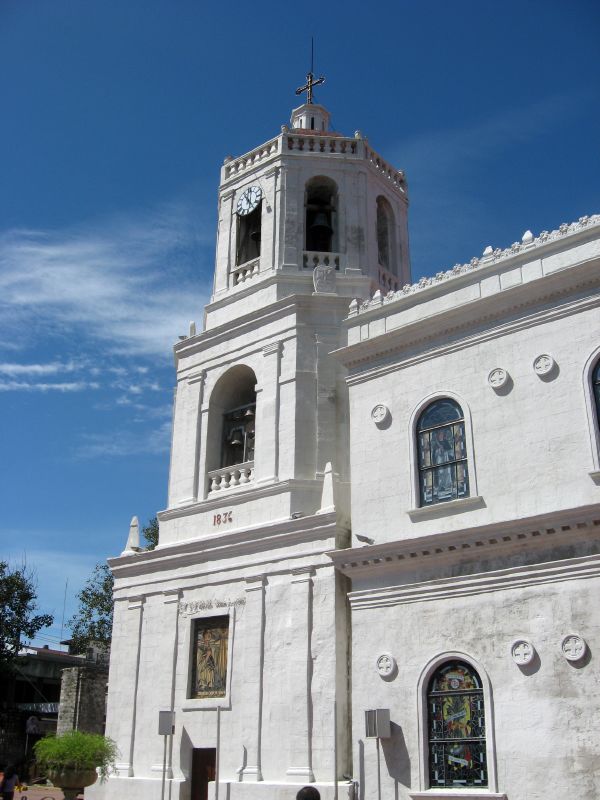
[533,354,555,376]
[561,634,587,662]
[371,404,391,426]
[488,367,508,389]
[511,639,535,666]
[376,652,396,677]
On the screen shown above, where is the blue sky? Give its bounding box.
[1,0,599,647]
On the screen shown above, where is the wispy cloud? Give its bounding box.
[0,380,100,392]
[0,202,212,358]
[75,419,171,459]
[0,360,81,376]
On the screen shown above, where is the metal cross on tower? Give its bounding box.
[295,38,325,105]
[295,72,325,105]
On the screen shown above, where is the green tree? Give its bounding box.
[68,563,113,655]
[0,561,53,673]
[68,518,158,654]
[142,516,159,550]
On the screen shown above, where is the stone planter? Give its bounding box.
[47,767,98,800]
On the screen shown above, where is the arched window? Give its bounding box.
[376,196,396,275]
[417,399,469,506]
[207,366,257,491]
[305,176,337,253]
[593,358,600,428]
[236,202,262,266]
[427,660,487,788]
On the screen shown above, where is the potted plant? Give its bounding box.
[34,731,117,799]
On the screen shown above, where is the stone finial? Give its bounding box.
[522,230,534,244]
[189,321,196,337]
[122,516,142,555]
[354,130,362,139]
[482,245,493,257]
[348,298,360,316]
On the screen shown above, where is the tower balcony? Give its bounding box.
[208,461,255,494]
[303,251,343,271]
[231,257,260,286]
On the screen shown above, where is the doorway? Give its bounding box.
[191,748,216,800]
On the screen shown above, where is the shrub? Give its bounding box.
[34,731,118,781]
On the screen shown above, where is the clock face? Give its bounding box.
[236,185,262,216]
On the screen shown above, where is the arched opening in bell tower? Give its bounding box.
[305,176,337,253]
[207,365,257,475]
[376,195,396,275]
[236,203,262,266]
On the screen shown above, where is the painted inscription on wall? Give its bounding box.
[179,597,246,616]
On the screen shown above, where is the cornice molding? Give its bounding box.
[339,283,600,381]
[175,290,352,364]
[348,552,600,611]
[109,510,338,579]
[352,213,599,319]
[159,478,322,519]
[328,503,600,577]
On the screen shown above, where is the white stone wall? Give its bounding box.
[348,559,600,800]
[335,217,600,800]
[90,518,353,800]
[344,220,600,546]
[164,292,353,547]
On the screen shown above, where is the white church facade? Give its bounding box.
[89,86,600,800]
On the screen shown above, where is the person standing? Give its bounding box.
[0,766,19,800]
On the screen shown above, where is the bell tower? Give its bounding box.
[163,84,411,541]
[96,80,413,800]
[206,86,410,332]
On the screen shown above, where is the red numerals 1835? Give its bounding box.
[213,511,233,526]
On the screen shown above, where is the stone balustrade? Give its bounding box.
[364,146,406,192]
[223,139,279,179]
[287,135,358,155]
[208,461,254,493]
[303,251,342,270]
[232,258,259,286]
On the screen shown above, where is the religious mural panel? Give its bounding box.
[190,615,229,699]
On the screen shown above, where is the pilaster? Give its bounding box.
[168,370,206,507]
[315,332,339,477]
[112,595,145,777]
[238,576,266,782]
[255,341,282,484]
[214,189,235,294]
[150,590,181,779]
[286,567,315,782]
[262,166,280,273]
[281,165,300,270]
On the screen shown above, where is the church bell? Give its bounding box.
[310,211,333,235]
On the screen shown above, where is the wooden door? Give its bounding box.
[191,748,216,800]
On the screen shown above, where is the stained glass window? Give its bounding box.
[417,399,469,506]
[427,661,487,788]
